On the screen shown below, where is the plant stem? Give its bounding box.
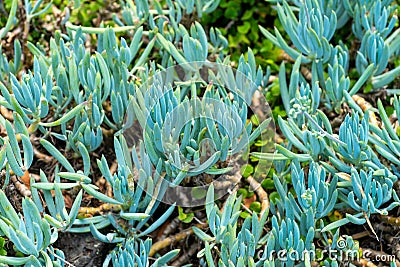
[149,223,208,257]
[246,175,269,218]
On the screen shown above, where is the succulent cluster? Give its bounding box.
[254,0,400,265]
[0,0,399,266]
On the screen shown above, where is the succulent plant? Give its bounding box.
[0,191,65,266]
[0,0,400,266]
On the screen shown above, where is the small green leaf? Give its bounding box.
[240,211,251,219]
[238,22,251,34]
[249,201,261,213]
[269,191,279,204]
[241,164,254,178]
[0,249,6,256]
[237,188,248,198]
[261,178,275,190]
[178,206,194,223]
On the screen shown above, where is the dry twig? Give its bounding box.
[78,203,121,216]
[0,106,14,121]
[34,147,53,163]
[149,223,208,257]
[246,175,269,218]
[352,95,379,127]
[11,174,31,197]
[351,230,371,240]
[159,217,181,240]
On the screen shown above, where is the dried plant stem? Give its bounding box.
[78,203,121,216]
[381,215,400,226]
[23,18,30,43]
[11,175,31,197]
[352,95,379,127]
[301,66,312,80]
[362,211,378,241]
[351,230,371,240]
[34,148,53,163]
[246,175,269,218]
[0,106,14,121]
[30,173,41,182]
[159,217,180,240]
[279,51,295,62]
[149,223,208,257]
